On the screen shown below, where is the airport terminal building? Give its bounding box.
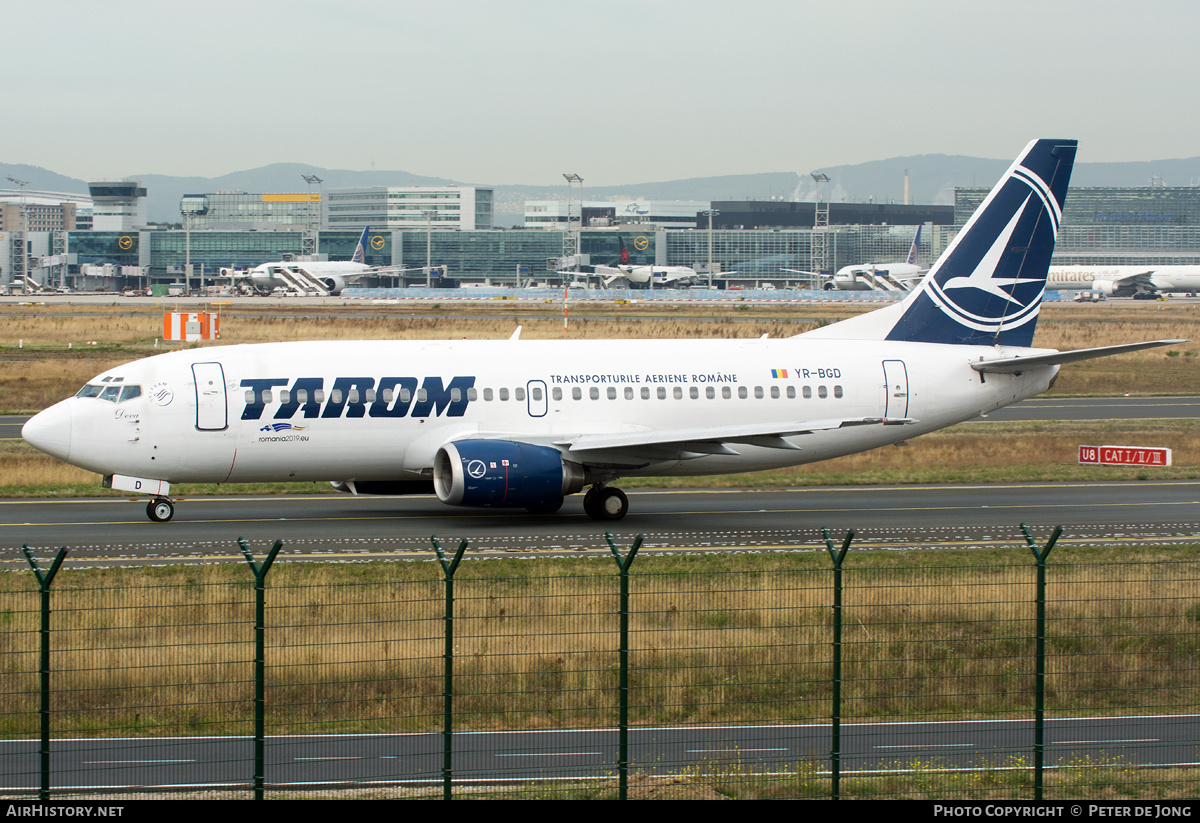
[5,184,1200,292]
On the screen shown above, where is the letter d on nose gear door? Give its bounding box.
[193,362,229,431]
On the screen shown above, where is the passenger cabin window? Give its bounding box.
[499,388,509,401]
[738,386,748,399]
[515,387,525,401]
[572,387,582,401]
[641,387,650,400]
[552,387,562,401]
[607,387,617,400]
[483,388,493,401]
[818,385,828,399]
[657,387,666,400]
[589,387,599,400]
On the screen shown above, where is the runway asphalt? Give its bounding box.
[4,481,1199,566]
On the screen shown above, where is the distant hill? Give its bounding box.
[6,155,1200,227]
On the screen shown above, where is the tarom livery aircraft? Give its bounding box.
[22,139,1183,523]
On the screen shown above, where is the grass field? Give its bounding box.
[2,546,1196,737]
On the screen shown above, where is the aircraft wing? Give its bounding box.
[971,339,1187,374]
[1110,269,1157,289]
[550,416,915,462]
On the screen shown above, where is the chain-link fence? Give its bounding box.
[2,527,1197,800]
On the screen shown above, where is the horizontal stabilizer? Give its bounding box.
[971,339,1187,374]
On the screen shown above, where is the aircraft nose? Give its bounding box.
[22,401,72,462]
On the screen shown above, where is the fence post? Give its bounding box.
[431,535,468,801]
[1020,523,1061,802]
[605,531,643,801]
[239,537,283,801]
[821,527,854,801]
[21,545,68,802]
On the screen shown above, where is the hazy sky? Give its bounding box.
[7,0,1198,185]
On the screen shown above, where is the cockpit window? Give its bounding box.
[76,382,142,402]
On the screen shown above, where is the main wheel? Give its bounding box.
[583,486,603,519]
[147,498,174,523]
[596,487,628,521]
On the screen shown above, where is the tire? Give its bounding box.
[598,487,628,521]
[147,498,174,523]
[583,487,603,520]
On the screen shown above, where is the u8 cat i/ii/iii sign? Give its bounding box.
[1079,445,1172,467]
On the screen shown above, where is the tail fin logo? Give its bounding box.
[351,226,370,265]
[912,140,1074,342]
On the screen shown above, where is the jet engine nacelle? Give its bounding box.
[320,276,348,295]
[1093,280,1116,296]
[433,440,585,509]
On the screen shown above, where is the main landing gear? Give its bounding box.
[146,497,175,523]
[583,485,628,521]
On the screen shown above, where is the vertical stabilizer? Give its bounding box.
[800,139,1077,346]
[351,226,370,265]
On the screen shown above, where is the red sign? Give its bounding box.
[1079,445,1172,467]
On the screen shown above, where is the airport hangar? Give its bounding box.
[5,183,1200,292]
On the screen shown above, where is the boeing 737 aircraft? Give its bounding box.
[22,140,1183,523]
[1046,264,1200,297]
[233,226,374,295]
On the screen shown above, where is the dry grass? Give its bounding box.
[2,548,1197,741]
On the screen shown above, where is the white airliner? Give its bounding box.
[790,225,925,291]
[232,227,374,295]
[1047,265,1200,297]
[567,235,702,288]
[22,139,1183,523]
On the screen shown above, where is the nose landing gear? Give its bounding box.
[147,497,175,523]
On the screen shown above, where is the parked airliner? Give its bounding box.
[1046,265,1200,297]
[22,140,1182,522]
[788,225,924,291]
[234,226,374,295]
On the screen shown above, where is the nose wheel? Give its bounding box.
[583,485,628,521]
[146,497,175,523]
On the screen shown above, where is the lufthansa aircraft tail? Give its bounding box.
[803,139,1077,347]
[351,226,370,265]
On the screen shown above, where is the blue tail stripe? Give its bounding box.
[886,139,1077,347]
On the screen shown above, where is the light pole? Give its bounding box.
[301,174,323,258]
[810,172,831,288]
[6,177,29,293]
[422,210,435,288]
[700,208,719,289]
